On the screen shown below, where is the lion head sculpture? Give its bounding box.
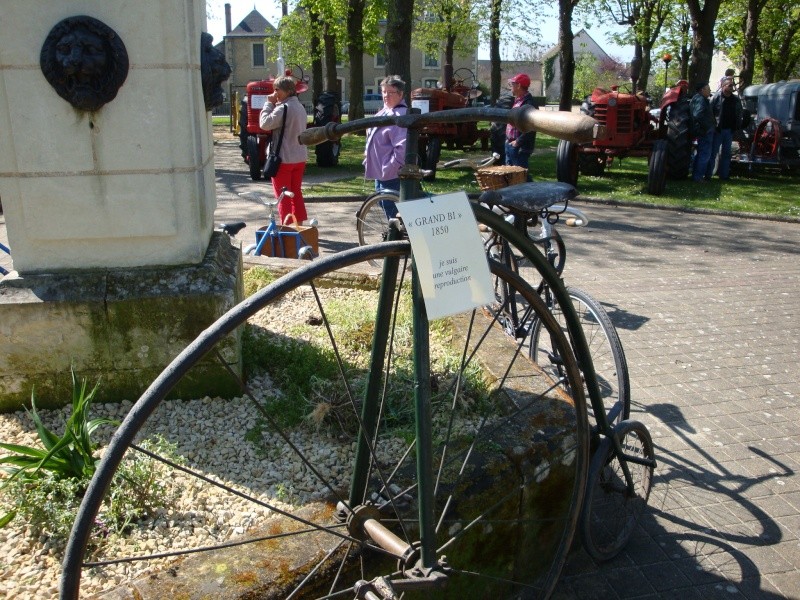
[40,16,129,112]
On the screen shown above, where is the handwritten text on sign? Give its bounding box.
[400,193,494,320]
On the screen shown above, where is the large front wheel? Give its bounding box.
[61,241,589,600]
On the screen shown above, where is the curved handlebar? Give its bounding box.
[299,106,604,147]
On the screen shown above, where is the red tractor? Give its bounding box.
[556,79,692,195]
[238,68,309,180]
[410,68,489,179]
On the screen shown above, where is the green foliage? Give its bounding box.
[0,371,182,551]
[0,435,181,550]
[0,373,116,487]
[243,266,280,297]
[302,132,797,218]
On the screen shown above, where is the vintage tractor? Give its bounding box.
[733,80,800,172]
[238,67,309,180]
[556,76,692,195]
[410,68,490,179]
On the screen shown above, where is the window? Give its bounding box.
[375,48,386,68]
[252,43,265,68]
[424,53,439,69]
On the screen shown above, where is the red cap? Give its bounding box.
[508,73,531,89]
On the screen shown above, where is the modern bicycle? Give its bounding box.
[357,161,631,435]
[0,241,10,276]
[239,187,316,259]
[61,106,653,599]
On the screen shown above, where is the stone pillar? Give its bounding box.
[0,1,241,409]
[1,1,214,272]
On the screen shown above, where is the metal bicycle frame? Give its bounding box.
[346,111,642,580]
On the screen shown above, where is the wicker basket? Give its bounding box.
[475,165,528,190]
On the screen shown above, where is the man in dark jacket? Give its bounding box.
[505,73,538,177]
[710,77,743,180]
[690,82,715,182]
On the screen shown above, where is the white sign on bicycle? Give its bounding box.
[400,192,494,320]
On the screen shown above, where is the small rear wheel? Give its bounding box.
[580,420,654,562]
[247,135,262,181]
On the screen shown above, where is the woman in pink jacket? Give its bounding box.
[363,76,407,218]
[259,76,308,224]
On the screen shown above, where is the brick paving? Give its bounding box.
[2,138,798,598]
[212,135,800,598]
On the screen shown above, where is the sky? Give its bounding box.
[205,1,635,62]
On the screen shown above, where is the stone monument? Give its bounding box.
[0,1,242,409]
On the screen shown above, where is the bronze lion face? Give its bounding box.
[40,16,128,112]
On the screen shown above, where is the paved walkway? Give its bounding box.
[2,139,799,598]
[212,138,800,598]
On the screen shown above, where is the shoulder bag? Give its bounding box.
[263,106,287,178]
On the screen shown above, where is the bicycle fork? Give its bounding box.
[346,121,450,598]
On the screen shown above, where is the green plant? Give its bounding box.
[0,372,116,527]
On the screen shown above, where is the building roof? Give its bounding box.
[227,9,276,37]
[542,29,610,62]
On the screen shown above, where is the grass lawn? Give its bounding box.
[301,133,799,219]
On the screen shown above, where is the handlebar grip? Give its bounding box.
[510,106,604,143]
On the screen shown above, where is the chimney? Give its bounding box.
[225,3,232,34]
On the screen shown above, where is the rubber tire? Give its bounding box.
[556,140,579,186]
[247,135,262,181]
[529,286,631,429]
[60,241,589,600]
[238,101,249,159]
[647,139,667,195]
[665,97,691,180]
[355,191,401,267]
[423,136,442,181]
[580,420,654,562]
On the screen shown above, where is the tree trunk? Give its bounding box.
[489,0,502,102]
[347,0,366,118]
[386,0,415,101]
[324,30,338,95]
[685,0,722,91]
[739,0,765,90]
[309,11,323,102]
[558,0,576,111]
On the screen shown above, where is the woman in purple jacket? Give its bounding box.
[363,76,407,218]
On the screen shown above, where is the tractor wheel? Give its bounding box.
[556,140,579,186]
[578,153,606,176]
[665,97,691,179]
[247,136,262,181]
[647,140,667,195]
[752,118,781,159]
[423,136,442,181]
[424,137,442,181]
[238,101,249,159]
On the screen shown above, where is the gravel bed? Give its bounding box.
[0,286,375,599]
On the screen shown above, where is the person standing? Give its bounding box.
[690,82,715,182]
[259,75,308,225]
[710,77,743,181]
[364,76,407,218]
[505,73,538,177]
